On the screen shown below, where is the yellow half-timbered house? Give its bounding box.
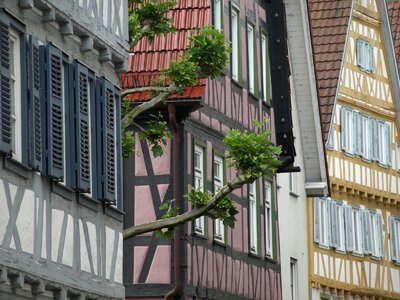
[308,0,400,299]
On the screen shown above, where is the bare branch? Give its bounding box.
[121,83,178,129]
[123,176,249,239]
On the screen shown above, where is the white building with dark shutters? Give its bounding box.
[0,0,127,299]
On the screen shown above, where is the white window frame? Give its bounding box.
[9,28,21,162]
[261,32,269,103]
[354,111,363,156]
[290,258,297,300]
[213,0,223,32]
[378,121,391,167]
[247,22,255,94]
[357,39,374,73]
[368,211,381,258]
[331,201,345,252]
[314,197,330,248]
[397,143,400,171]
[362,114,370,160]
[390,216,400,263]
[194,145,205,235]
[231,7,239,82]
[214,154,225,242]
[265,181,273,257]
[352,207,363,255]
[249,181,258,254]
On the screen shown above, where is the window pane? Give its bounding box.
[231,9,239,81]
[247,23,255,94]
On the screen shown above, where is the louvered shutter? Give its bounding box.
[357,39,362,67]
[386,123,391,166]
[330,201,338,248]
[0,16,12,154]
[341,107,347,151]
[100,78,117,203]
[377,214,384,258]
[389,217,398,262]
[75,63,90,192]
[362,210,371,254]
[345,205,354,252]
[27,35,43,171]
[46,45,64,180]
[115,91,122,209]
[313,198,321,244]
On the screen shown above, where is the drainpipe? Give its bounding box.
[165,103,182,300]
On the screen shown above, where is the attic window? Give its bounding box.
[357,39,374,73]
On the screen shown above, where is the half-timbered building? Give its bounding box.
[122,0,295,299]
[0,0,127,299]
[307,0,400,298]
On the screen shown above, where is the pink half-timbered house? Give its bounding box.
[121,0,296,299]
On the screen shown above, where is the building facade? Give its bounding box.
[0,0,127,299]
[122,0,295,299]
[308,0,400,299]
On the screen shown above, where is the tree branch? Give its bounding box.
[121,83,178,129]
[121,85,176,98]
[123,176,250,239]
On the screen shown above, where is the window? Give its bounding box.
[261,32,269,103]
[330,201,345,252]
[314,198,329,247]
[213,0,223,31]
[290,258,297,300]
[230,6,240,82]
[265,181,273,257]
[341,107,354,155]
[194,145,205,235]
[214,154,225,242]
[390,216,400,263]
[249,181,258,254]
[327,127,334,149]
[397,143,400,171]
[289,172,296,194]
[247,22,257,95]
[9,28,21,162]
[344,206,363,255]
[341,106,391,166]
[357,39,374,73]
[363,211,383,258]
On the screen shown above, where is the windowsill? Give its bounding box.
[261,99,271,108]
[351,251,364,258]
[249,250,260,259]
[213,238,226,248]
[51,182,75,201]
[318,244,330,250]
[78,194,100,212]
[289,191,299,198]
[104,205,124,222]
[370,255,382,261]
[4,157,31,179]
[193,231,208,240]
[248,92,258,103]
[231,78,243,90]
[335,248,346,255]
[264,254,277,264]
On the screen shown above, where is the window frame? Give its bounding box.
[213,0,223,32]
[249,181,259,254]
[260,30,270,105]
[194,144,206,236]
[265,180,273,258]
[290,258,297,300]
[357,39,374,73]
[213,153,225,243]
[246,21,257,96]
[351,207,363,255]
[230,4,241,83]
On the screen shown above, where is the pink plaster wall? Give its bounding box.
[133,246,148,283]
[146,246,171,283]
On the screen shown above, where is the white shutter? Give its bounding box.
[377,214,384,258]
[314,198,321,244]
[330,201,338,248]
[341,107,347,152]
[354,112,362,155]
[389,217,398,262]
[362,210,371,254]
[369,43,375,72]
[386,123,391,166]
[357,39,363,67]
[345,205,354,252]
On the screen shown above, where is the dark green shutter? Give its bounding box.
[75,62,90,192]
[115,89,122,209]
[0,16,12,154]
[46,44,64,180]
[28,35,43,171]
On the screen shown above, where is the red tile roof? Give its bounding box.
[307,0,352,144]
[121,1,210,102]
[388,1,400,73]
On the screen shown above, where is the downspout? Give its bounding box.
[165,103,182,300]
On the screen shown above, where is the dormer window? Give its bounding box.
[357,39,374,73]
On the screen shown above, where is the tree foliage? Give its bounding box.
[122,0,282,240]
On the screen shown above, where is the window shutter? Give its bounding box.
[362,210,371,254]
[313,198,321,244]
[369,44,374,72]
[389,217,398,262]
[45,44,64,180]
[75,63,90,192]
[371,119,379,161]
[330,201,338,248]
[115,91,122,209]
[345,205,354,252]
[377,214,384,258]
[27,35,43,171]
[357,39,362,67]
[99,78,117,203]
[341,107,347,151]
[354,112,362,155]
[386,123,391,166]
[0,16,12,154]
